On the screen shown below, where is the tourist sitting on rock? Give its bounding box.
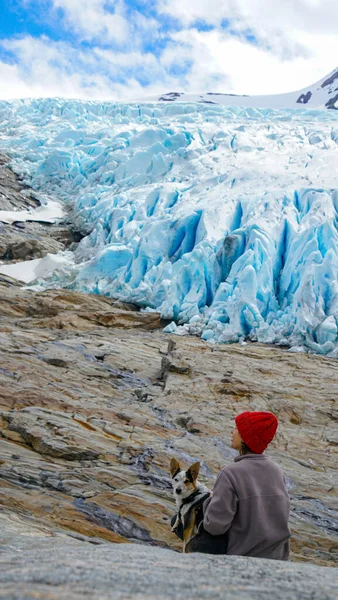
[202,411,291,559]
[171,411,290,558]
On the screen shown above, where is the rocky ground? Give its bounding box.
[1,513,337,600]
[0,276,337,565]
[0,154,337,596]
[0,153,82,261]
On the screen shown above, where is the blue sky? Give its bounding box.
[0,0,337,100]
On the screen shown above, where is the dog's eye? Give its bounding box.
[184,479,189,484]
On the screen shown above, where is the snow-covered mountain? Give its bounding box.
[0,74,337,356]
[153,67,338,110]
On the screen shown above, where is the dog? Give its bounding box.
[170,458,229,554]
[170,458,209,553]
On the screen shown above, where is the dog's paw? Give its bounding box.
[171,520,180,532]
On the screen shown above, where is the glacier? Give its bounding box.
[0,98,337,355]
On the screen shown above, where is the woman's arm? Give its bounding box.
[203,470,238,536]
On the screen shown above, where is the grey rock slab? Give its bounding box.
[0,154,35,211]
[1,407,103,460]
[0,528,337,600]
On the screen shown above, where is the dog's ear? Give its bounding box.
[170,458,181,478]
[187,462,200,482]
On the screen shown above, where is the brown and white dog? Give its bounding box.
[170,458,211,553]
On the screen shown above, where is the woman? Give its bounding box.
[203,411,291,559]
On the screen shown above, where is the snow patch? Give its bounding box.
[0,253,72,284]
[0,199,64,224]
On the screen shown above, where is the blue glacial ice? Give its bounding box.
[0,98,337,355]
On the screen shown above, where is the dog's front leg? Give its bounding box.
[171,513,181,532]
[182,519,195,553]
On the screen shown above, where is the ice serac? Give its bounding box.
[0,93,337,355]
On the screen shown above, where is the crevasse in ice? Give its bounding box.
[0,98,337,355]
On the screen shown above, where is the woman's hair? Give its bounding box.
[240,441,255,455]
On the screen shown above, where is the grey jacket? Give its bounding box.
[203,454,290,560]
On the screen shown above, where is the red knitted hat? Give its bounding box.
[235,411,278,453]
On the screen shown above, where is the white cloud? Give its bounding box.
[157,0,338,35]
[0,36,178,100]
[161,27,338,95]
[0,61,34,100]
[49,0,160,47]
[157,0,338,93]
[51,0,129,44]
[0,37,120,100]
[1,1,337,99]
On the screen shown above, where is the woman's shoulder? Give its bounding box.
[222,454,284,474]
